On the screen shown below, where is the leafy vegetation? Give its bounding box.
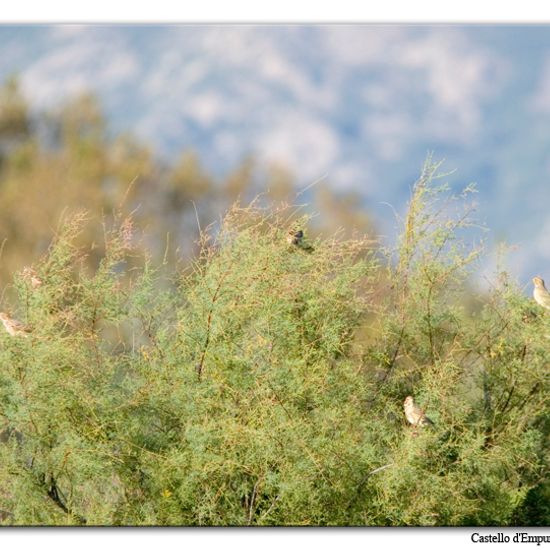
[0,78,547,526]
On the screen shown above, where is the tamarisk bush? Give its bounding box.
[0,160,548,525]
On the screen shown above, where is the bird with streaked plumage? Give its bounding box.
[532,276,550,310]
[0,312,30,337]
[403,396,434,428]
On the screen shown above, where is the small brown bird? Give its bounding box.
[287,229,304,246]
[22,266,42,289]
[403,396,434,427]
[532,276,550,310]
[0,312,30,337]
[286,228,314,252]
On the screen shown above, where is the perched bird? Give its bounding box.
[286,228,314,252]
[0,312,30,337]
[287,229,304,246]
[403,396,434,428]
[532,276,550,310]
[22,266,42,289]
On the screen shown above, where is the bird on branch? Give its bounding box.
[0,312,31,337]
[532,276,550,309]
[403,395,434,428]
[287,228,314,252]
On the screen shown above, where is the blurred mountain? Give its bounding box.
[0,24,549,283]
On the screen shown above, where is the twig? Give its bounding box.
[346,463,394,512]
[295,173,328,199]
[365,463,394,477]
[247,478,261,525]
[196,267,231,380]
[42,475,86,525]
[258,495,281,523]
[191,200,202,234]
[375,325,405,393]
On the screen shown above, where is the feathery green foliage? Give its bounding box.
[0,159,548,526]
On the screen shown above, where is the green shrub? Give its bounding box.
[0,160,547,526]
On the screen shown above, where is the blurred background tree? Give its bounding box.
[0,76,375,285]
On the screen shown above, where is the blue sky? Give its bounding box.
[1,24,550,285]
